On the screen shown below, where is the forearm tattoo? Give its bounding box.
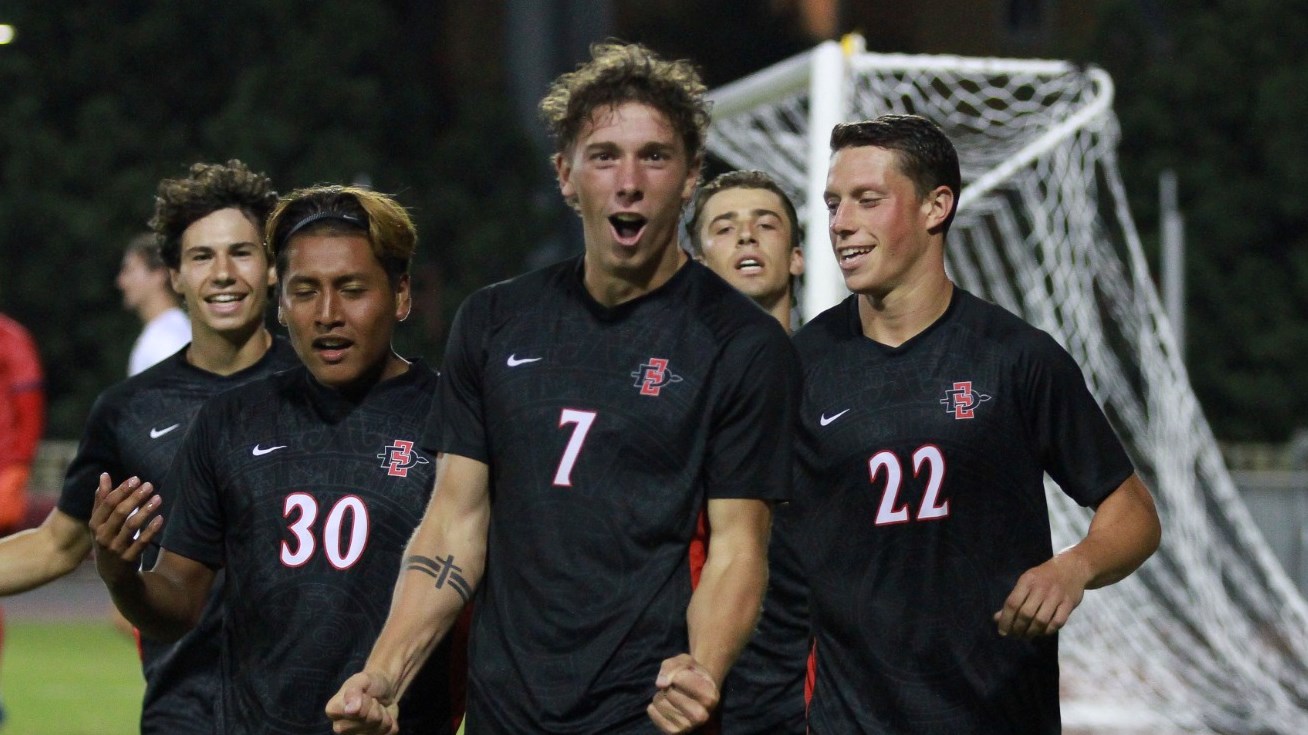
[405,554,472,603]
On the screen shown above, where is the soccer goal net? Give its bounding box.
[706,36,1308,734]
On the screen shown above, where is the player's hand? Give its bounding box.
[326,670,399,735]
[994,551,1091,638]
[647,653,720,734]
[89,474,163,586]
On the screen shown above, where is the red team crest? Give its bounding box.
[631,357,683,396]
[377,439,430,477]
[940,381,991,420]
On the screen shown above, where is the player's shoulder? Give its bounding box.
[207,370,284,412]
[793,294,859,356]
[262,335,302,372]
[684,261,791,344]
[952,288,1069,362]
[461,257,576,320]
[403,358,440,387]
[95,347,194,405]
[0,312,33,342]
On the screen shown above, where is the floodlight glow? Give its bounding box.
[0,25,14,45]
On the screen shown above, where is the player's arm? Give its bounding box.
[90,474,215,641]
[0,507,92,595]
[648,497,772,735]
[327,452,491,735]
[996,473,1161,638]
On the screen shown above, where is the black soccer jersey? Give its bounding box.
[719,500,809,735]
[440,256,799,734]
[794,288,1134,735]
[162,362,452,735]
[58,338,298,735]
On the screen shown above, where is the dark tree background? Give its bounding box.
[0,1,555,437]
[1083,0,1308,442]
[1,0,1304,443]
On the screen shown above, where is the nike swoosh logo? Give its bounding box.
[819,409,851,426]
[149,424,180,439]
[506,354,542,367]
[252,444,287,457]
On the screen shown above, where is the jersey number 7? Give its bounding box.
[553,408,597,487]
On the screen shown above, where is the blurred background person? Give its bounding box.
[117,233,191,376]
[0,307,45,725]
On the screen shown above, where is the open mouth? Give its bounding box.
[312,336,354,362]
[735,257,764,273]
[609,213,648,244]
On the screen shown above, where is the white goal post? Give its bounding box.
[706,36,1308,734]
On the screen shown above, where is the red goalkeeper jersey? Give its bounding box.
[0,312,44,468]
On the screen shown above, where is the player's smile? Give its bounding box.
[836,244,875,269]
[171,207,274,340]
[202,290,249,316]
[825,145,940,298]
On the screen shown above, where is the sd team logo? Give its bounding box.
[632,357,683,396]
[940,381,991,420]
[377,439,430,477]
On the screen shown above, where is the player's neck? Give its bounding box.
[582,242,688,308]
[186,325,272,376]
[857,274,953,348]
[754,289,795,335]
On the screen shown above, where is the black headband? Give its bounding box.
[277,211,367,251]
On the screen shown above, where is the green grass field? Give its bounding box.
[2,621,143,734]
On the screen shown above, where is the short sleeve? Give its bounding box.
[1022,332,1134,507]
[160,405,227,569]
[437,290,491,462]
[57,393,123,522]
[418,371,444,455]
[702,323,801,500]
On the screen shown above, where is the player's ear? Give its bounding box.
[789,246,805,277]
[394,274,412,323]
[554,151,575,200]
[682,155,703,202]
[923,185,954,233]
[277,304,287,327]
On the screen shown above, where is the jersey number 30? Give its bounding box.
[869,446,949,525]
[281,493,370,569]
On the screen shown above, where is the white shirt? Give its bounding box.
[128,307,191,376]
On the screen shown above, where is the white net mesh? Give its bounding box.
[707,42,1308,734]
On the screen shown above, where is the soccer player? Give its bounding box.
[688,169,804,332]
[0,307,43,724]
[796,114,1162,734]
[688,170,808,734]
[92,185,454,735]
[118,232,192,376]
[0,159,295,733]
[327,42,799,735]
[0,310,43,535]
